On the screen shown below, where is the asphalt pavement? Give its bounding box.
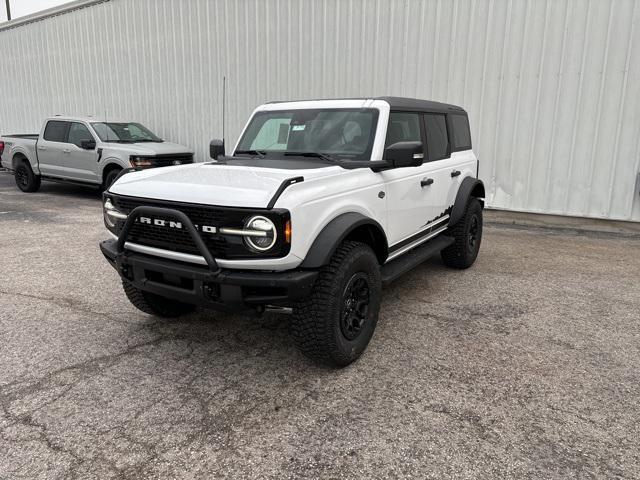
[0,171,639,479]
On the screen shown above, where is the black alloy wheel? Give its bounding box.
[340,273,371,341]
[15,165,29,189]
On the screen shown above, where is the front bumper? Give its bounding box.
[100,238,317,312]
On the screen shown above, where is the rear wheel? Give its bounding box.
[15,161,41,193]
[122,280,196,317]
[441,197,483,269]
[291,241,381,367]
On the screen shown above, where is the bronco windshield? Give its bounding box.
[235,109,379,161]
[91,122,163,143]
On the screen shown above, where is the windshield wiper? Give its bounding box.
[235,149,266,158]
[283,151,340,163]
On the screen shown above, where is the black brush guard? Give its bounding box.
[100,206,317,312]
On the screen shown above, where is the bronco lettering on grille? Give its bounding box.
[138,216,217,233]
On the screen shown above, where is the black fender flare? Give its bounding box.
[449,177,485,226]
[300,212,389,268]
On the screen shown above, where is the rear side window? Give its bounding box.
[450,114,472,151]
[43,121,69,142]
[424,114,449,161]
[67,123,93,147]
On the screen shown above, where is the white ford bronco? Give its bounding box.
[0,117,193,192]
[100,97,484,366]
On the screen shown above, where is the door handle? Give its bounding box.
[451,170,461,178]
[421,178,434,187]
[37,146,46,150]
[62,149,71,154]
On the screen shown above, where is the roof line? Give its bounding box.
[0,0,109,32]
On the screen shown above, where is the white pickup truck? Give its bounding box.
[100,97,484,367]
[0,116,194,192]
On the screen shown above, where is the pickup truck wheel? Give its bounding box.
[291,241,381,367]
[122,280,195,318]
[15,162,41,193]
[441,197,483,269]
[103,168,122,191]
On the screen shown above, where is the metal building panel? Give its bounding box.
[1,0,639,221]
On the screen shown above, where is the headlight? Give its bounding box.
[243,215,277,252]
[130,156,154,168]
[103,198,127,229]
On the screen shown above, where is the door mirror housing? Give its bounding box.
[384,141,424,168]
[209,139,225,159]
[80,139,96,150]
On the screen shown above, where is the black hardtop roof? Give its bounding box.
[266,96,467,114]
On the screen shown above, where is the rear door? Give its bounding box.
[62,122,100,182]
[420,113,457,222]
[37,120,69,177]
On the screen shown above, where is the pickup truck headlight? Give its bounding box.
[243,216,277,252]
[130,156,154,168]
[103,197,127,231]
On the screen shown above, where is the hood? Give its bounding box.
[105,141,193,156]
[109,162,344,208]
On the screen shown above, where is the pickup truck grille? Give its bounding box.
[110,195,289,259]
[151,153,194,166]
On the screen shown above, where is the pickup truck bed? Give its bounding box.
[2,134,39,140]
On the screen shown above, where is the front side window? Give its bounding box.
[91,122,163,143]
[424,113,449,161]
[67,123,93,147]
[384,112,423,147]
[236,109,379,161]
[43,121,69,142]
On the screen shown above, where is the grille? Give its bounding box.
[110,195,289,259]
[151,153,194,166]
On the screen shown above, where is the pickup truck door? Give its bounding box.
[37,120,70,177]
[380,112,442,250]
[61,122,100,183]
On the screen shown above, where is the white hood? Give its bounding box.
[105,141,193,156]
[109,162,344,208]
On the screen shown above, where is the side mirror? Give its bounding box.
[384,141,424,168]
[81,139,96,150]
[209,139,225,159]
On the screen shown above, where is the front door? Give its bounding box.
[62,122,99,182]
[379,112,442,250]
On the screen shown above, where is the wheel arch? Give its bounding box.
[449,177,485,226]
[300,212,389,268]
[102,162,123,183]
[12,152,30,169]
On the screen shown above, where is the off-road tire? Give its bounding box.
[122,280,196,317]
[291,241,381,367]
[441,197,483,269]
[103,168,122,191]
[15,161,41,193]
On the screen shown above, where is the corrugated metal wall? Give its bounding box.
[1,0,639,221]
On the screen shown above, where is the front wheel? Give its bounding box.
[15,161,41,193]
[122,280,196,317]
[291,241,382,367]
[103,168,122,191]
[441,197,483,269]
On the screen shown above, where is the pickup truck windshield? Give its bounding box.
[91,122,163,143]
[236,109,378,161]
